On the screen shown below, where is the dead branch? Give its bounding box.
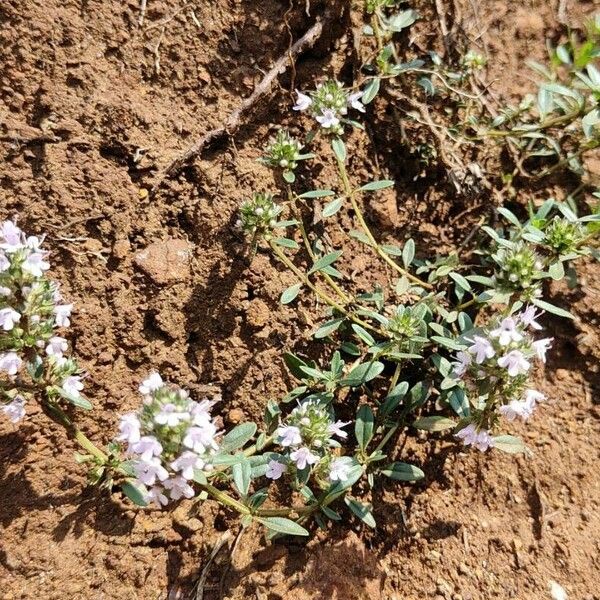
[150,14,327,196]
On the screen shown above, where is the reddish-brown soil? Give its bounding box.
[1,1,599,599]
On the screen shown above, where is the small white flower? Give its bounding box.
[0,252,10,272]
[497,350,530,377]
[519,306,543,330]
[293,90,312,111]
[154,403,190,427]
[22,252,50,277]
[116,413,141,444]
[171,451,205,480]
[327,420,351,439]
[490,317,523,346]
[329,456,353,482]
[1,396,26,423]
[265,460,287,480]
[315,108,340,128]
[25,235,43,251]
[190,398,215,426]
[0,352,22,375]
[525,389,546,404]
[46,336,68,357]
[289,446,319,470]
[533,337,553,363]
[139,372,164,396]
[131,435,163,462]
[145,486,169,508]
[277,425,302,447]
[134,457,169,486]
[183,423,219,454]
[54,304,73,327]
[473,429,494,452]
[0,221,24,253]
[0,286,11,296]
[499,398,535,422]
[455,423,478,446]
[62,375,84,397]
[348,91,365,112]
[451,350,472,377]
[467,335,495,364]
[163,476,195,500]
[0,307,20,331]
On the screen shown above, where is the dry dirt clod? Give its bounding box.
[134,238,192,285]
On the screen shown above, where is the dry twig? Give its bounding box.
[150,13,327,196]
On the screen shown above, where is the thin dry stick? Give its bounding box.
[139,0,148,26]
[191,530,233,600]
[150,15,326,195]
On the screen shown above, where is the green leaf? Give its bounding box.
[351,323,375,346]
[402,239,415,268]
[53,386,93,410]
[232,458,251,497]
[349,229,374,246]
[299,189,335,199]
[340,361,384,387]
[379,381,409,417]
[492,435,527,454]
[360,179,395,192]
[321,505,341,521]
[256,516,309,536]
[308,251,343,275]
[449,272,471,291]
[344,497,376,528]
[122,481,148,507]
[381,462,424,482]
[340,341,361,356]
[314,318,345,339]
[431,335,465,351]
[531,298,574,319]
[273,237,299,249]
[283,170,295,183]
[385,8,419,32]
[331,137,346,163]
[413,416,456,432]
[220,423,257,454]
[283,352,312,379]
[355,405,375,450]
[547,261,565,281]
[280,283,302,304]
[322,197,344,217]
[362,78,380,104]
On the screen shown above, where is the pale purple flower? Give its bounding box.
[327,420,351,439]
[473,429,494,452]
[0,252,9,272]
[0,221,24,253]
[1,396,26,423]
[519,306,543,330]
[116,413,141,444]
[497,350,530,377]
[163,476,195,500]
[134,457,169,486]
[348,91,365,112]
[525,389,546,404]
[154,403,190,427]
[455,423,478,446]
[277,425,302,447]
[54,304,73,327]
[533,338,553,363]
[183,423,219,453]
[289,446,319,470]
[131,436,163,462]
[0,352,22,375]
[467,335,495,363]
[490,317,523,346]
[145,486,169,508]
[46,336,68,357]
[0,286,11,297]
[315,108,340,128]
[265,460,287,480]
[451,350,472,377]
[190,398,214,426]
[0,307,20,331]
[62,375,84,397]
[25,235,43,251]
[329,456,353,482]
[139,372,164,396]
[499,398,536,422]
[171,451,205,480]
[22,252,50,277]
[292,90,312,111]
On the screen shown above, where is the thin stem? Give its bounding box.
[335,158,433,290]
[201,483,251,515]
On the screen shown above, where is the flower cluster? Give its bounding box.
[384,304,429,354]
[117,373,220,507]
[260,129,313,182]
[0,220,83,424]
[452,306,552,451]
[542,216,587,256]
[293,80,365,135]
[268,399,352,485]
[491,242,543,301]
[237,193,282,238]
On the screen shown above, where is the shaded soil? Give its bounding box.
[0,1,598,599]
